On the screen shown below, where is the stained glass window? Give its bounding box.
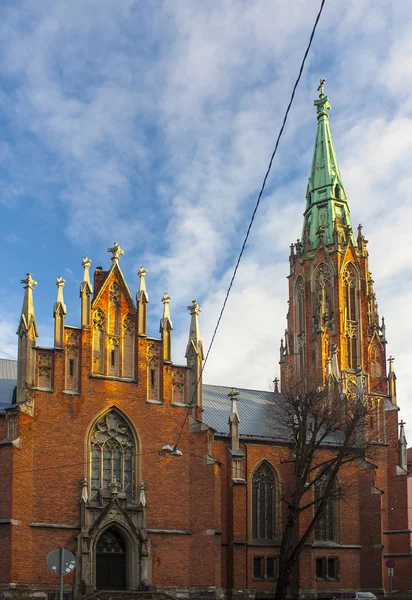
[96,528,126,554]
[90,410,135,502]
[252,462,276,540]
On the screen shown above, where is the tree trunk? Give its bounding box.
[275,564,291,600]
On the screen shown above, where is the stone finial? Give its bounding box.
[19,273,38,331]
[108,242,124,263]
[228,388,240,451]
[399,420,407,471]
[162,293,171,313]
[187,299,201,316]
[82,257,92,285]
[21,273,37,290]
[388,355,395,374]
[160,293,173,360]
[228,388,240,417]
[137,267,149,336]
[55,276,66,310]
[137,267,148,299]
[139,481,146,508]
[186,300,202,352]
[81,478,88,504]
[273,377,280,393]
[160,293,172,328]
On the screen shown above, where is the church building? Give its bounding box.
[1,87,411,600]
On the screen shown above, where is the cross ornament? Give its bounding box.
[108,242,124,262]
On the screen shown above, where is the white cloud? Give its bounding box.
[1,0,412,439]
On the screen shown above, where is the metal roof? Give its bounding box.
[0,359,17,379]
[0,360,343,446]
[202,383,290,441]
[0,360,17,410]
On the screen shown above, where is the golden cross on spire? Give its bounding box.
[318,78,326,96]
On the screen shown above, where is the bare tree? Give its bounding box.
[274,380,373,600]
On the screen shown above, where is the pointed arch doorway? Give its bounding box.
[96,528,126,590]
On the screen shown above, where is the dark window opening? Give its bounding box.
[266,557,278,580]
[316,557,339,581]
[253,557,278,581]
[316,557,326,579]
[253,557,264,580]
[111,350,116,367]
[69,359,74,377]
[150,369,156,389]
[328,557,339,580]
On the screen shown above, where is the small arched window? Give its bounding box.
[90,410,135,502]
[252,461,277,540]
[314,479,339,542]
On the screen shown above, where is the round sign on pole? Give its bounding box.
[47,548,76,575]
[386,559,396,568]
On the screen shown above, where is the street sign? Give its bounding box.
[47,548,76,575]
[388,567,394,577]
[386,559,396,568]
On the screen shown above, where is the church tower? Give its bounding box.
[280,82,388,400]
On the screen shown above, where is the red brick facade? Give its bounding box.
[1,97,411,600]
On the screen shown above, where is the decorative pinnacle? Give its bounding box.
[161,293,172,326]
[138,266,147,277]
[108,242,124,263]
[137,266,148,302]
[228,387,240,421]
[82,256,92,280]
[162,293,171,306]
[54,276,66,315]
[21,273,37,289]
[187,299,201,316]
[388,355,395,373]
[273,377,280,393]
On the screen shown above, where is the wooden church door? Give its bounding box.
[96,528,126,589]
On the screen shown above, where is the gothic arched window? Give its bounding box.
[314,479,339,542]
[252,462,277,540]
[90,410,135,502]
[342,264,358,370]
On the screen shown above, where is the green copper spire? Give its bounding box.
[302,80,353,249]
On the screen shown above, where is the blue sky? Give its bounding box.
[1,0,412,436]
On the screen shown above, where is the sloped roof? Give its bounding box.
[0,360,344,447]
[0,359,17,410]
[202,383,289,441]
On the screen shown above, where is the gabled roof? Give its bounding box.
[92,262,136,312]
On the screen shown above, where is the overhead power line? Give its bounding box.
[173,0,327,450]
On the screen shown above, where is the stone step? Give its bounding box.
[85,591,175,600]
